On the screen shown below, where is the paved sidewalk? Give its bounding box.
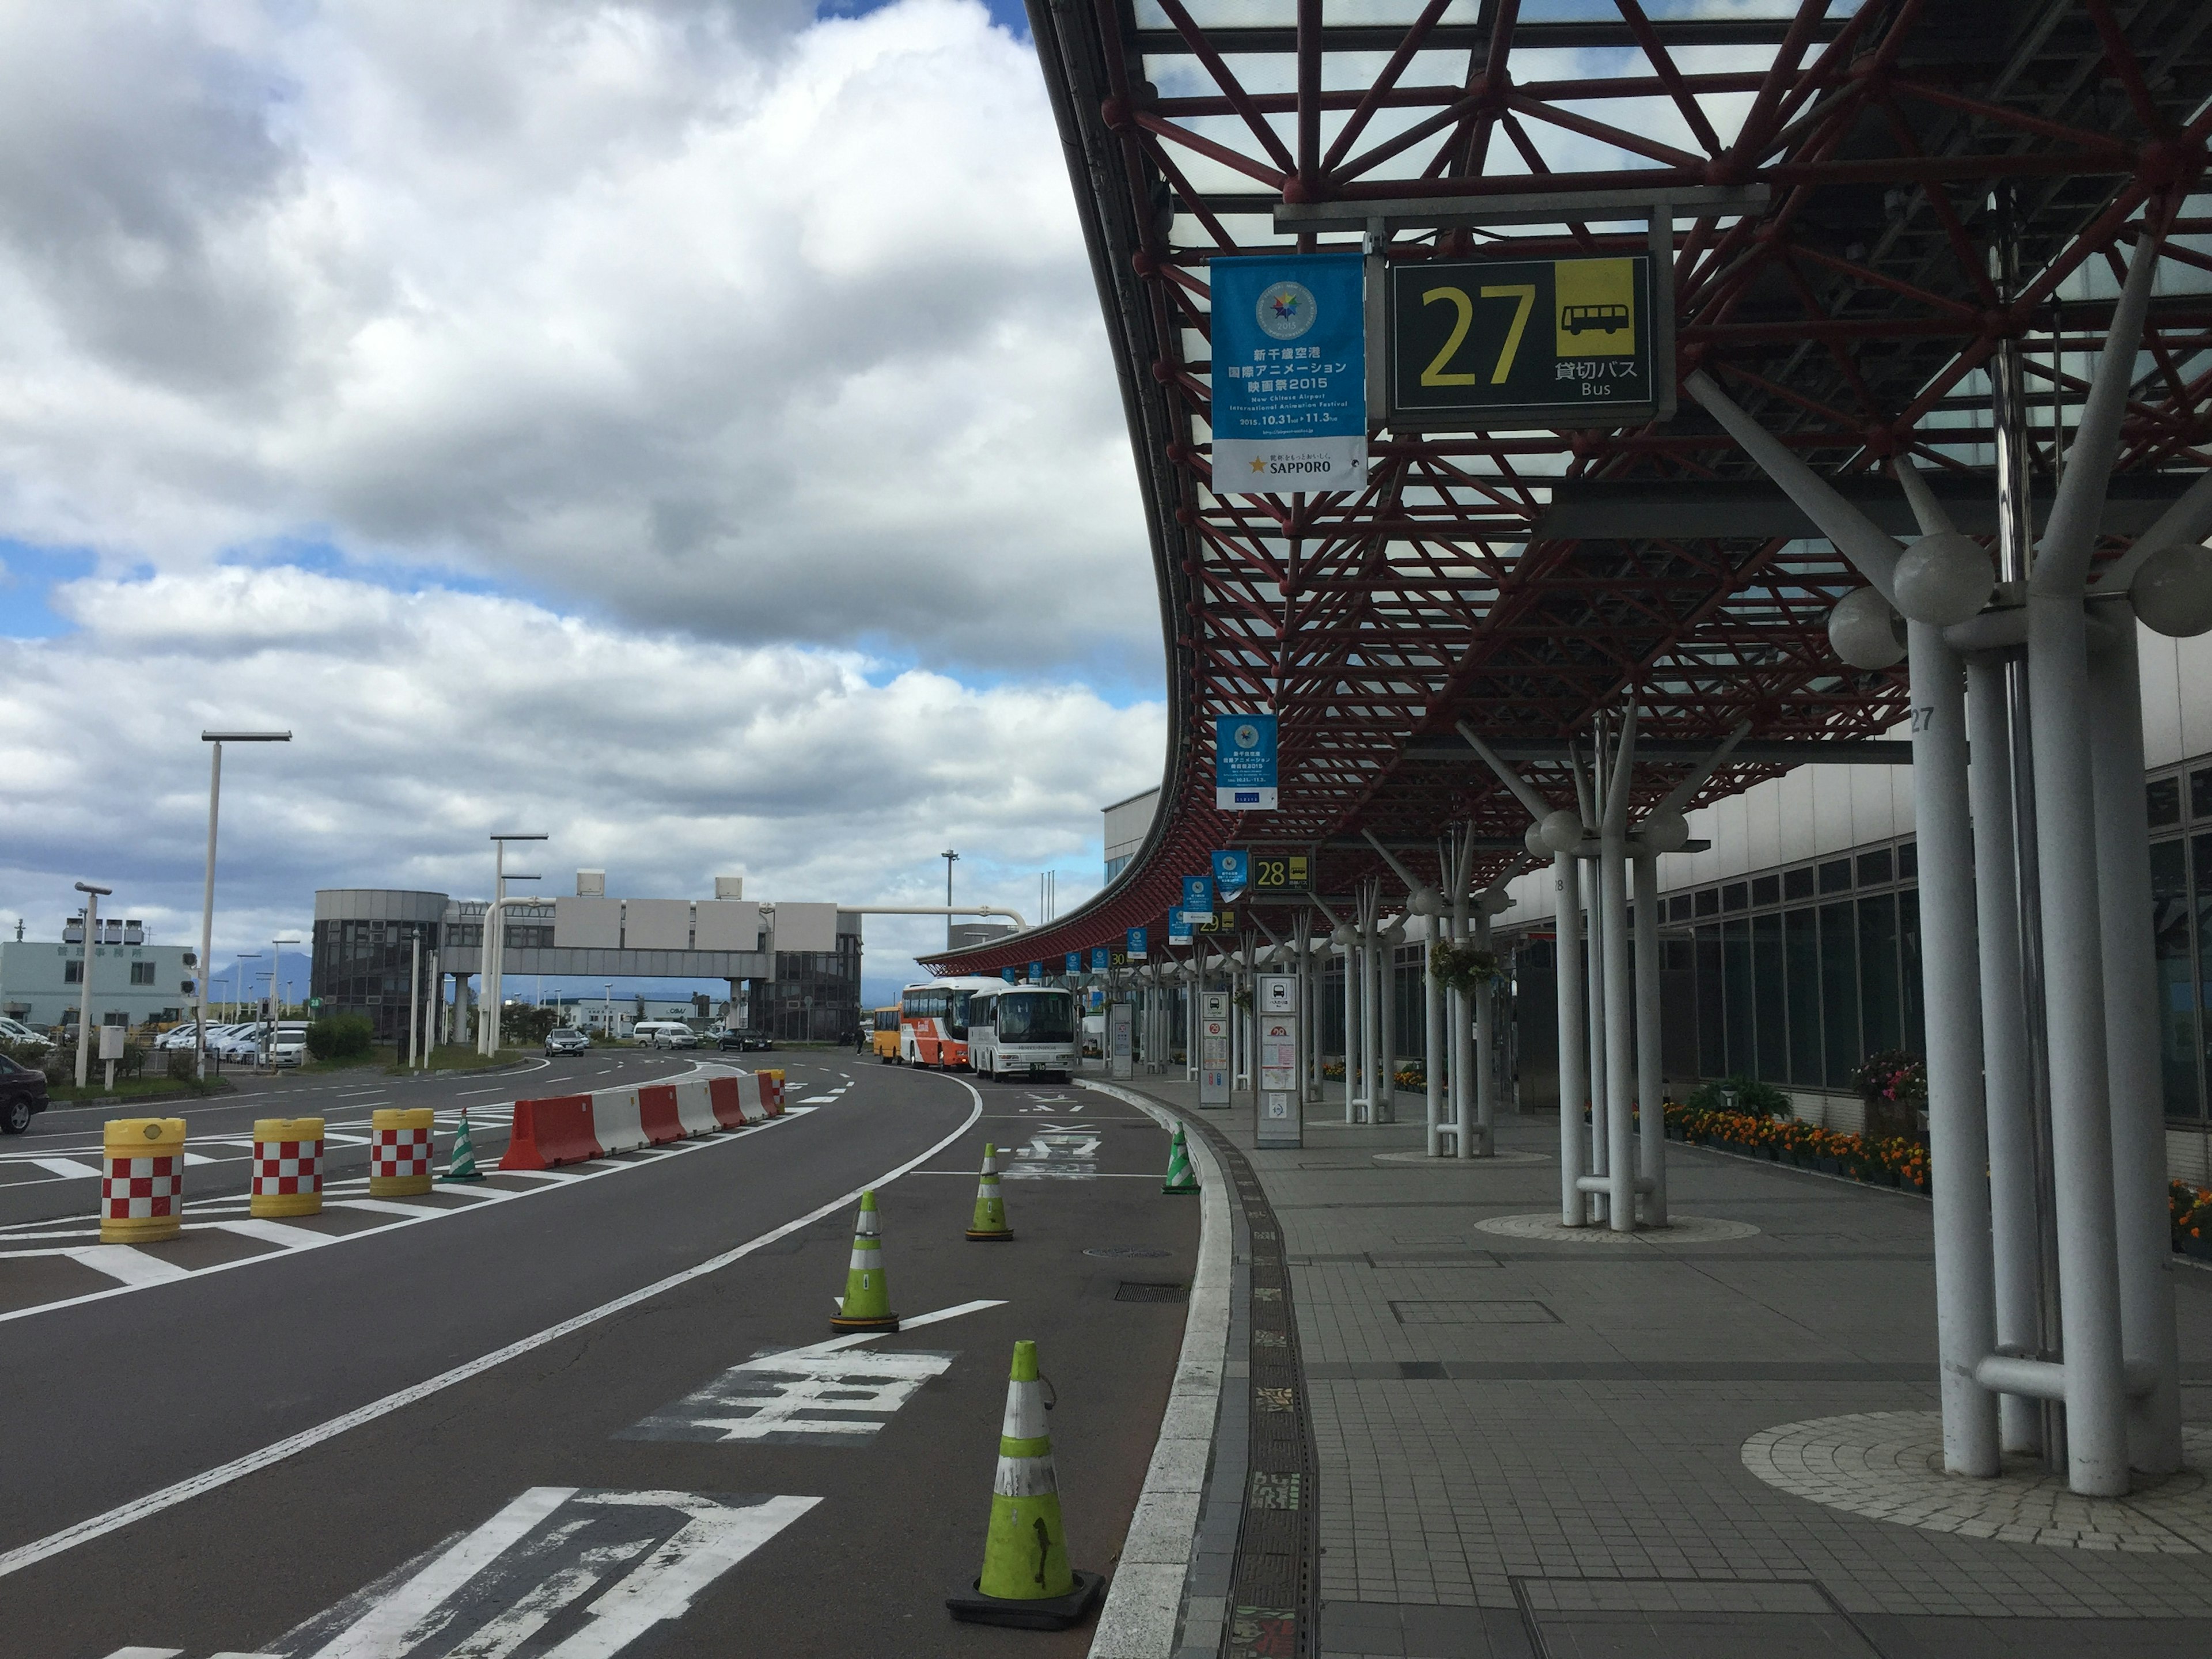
[1120,1074,2212,1658]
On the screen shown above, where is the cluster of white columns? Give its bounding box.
[1683,221,2212,1494]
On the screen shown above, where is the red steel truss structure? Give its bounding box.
[926,0,2212,976]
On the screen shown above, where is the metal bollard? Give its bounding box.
[251,1116,325,1218]
[101,1117,187,1244]
[369,1107,435,1197]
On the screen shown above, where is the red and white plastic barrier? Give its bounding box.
[503,1069,782,1171]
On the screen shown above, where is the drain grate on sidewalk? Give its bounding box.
[1173,1109,1321,1659]
[1388,1298,1559,1325]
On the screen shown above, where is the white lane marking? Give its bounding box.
[329,1197,460,1218]
[0,1079,983,1580]
[31,1157,102,1180]
[797,1096,838,1105]
[620,1300,1004,1446]
[209,1218,331,1252]
[101,1649,184,1657]
[306,1484,575,1659]
[66,1246,193,1286]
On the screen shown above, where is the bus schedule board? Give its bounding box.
[1386,255,1657,430]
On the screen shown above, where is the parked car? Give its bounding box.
[0,1051,48,1133]
[634,1021,699,1050]
[715,1030,772,1052]
[544,1027,591,1055]
[270,1029,309,1068]
[0,1017,51,1051]
[215,1030,262,1064]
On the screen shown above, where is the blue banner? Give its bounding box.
[1002,967,1017,982]
[1208,252,1366,492]
[1212,849,1250,898]
[1181,875,1214,923]
[1066,951,1081,975]
[1029,961,1044,982]
[1215,714,1279,811]
[1091,946,1109,972]
[1168,912,1192,943]
[1126,927,1147,961]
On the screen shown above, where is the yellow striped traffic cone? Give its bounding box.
[1161,1124,1199,1195]
[829,1189,900,1331]
[945,1340,1105,1628]
[965,1143,1013,1241]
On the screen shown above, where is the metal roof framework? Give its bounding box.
[926,0,2212,976]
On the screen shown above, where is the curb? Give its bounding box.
[40,1079,239,1113]
[1080,1080,1233,1659]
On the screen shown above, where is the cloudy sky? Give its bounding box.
[0,0,1164,1007]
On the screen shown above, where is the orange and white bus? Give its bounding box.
[899,976,1002,1069]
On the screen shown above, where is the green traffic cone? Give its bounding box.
[830,1190,900,1331]
[1161,1125,1199,1195]
[945,1340,1105,1628]
[967,1143,1013,1241]
[440,1109,484,1182]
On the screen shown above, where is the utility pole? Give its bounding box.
[941,850,960,949]
[72,881,111,1090]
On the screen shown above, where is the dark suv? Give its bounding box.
[0,1051,49,1134]
[715,1030,773,1052]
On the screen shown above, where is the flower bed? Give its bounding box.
[2172,1183,2212,1262]
[1663,1102,1928,1192]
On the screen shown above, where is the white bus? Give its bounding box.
[966,984,1078,1082]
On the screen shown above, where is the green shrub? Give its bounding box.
[306,1014,374,1060]
[1685,1074,1792,1118]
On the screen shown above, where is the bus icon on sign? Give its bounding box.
[1560,302,1629,336]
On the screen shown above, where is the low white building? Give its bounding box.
[0,923,196,1032]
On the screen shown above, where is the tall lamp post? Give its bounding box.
[198,730,291,1080]
[481,833,548,1055]
[268,935,301,1059]
[231,952,260,1023]
[941,849,959,950]
[72,880,111,1090]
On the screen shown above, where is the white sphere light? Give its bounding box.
[1480,889,1513,916]
[2131,543,2212,638]
[1331,922,1358,947]
[1538,808,1586,854]
[1892,530,1994,626]
[1523,822,1551,858]
[1382,919,1407,944]
[1406,885,1442,917]
[1639,808,1690,854]
[1828,586,1907,670]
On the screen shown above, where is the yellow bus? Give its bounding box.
[869,1005,902,1062]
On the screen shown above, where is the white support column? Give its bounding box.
[1554,852,1588,1226]
[1377,923,1397,1123]
[1632,851,1666,1225]
[1472,907,1494,1158]
[1601,712,1638,1232]
[1341,933,1358,1123]
[2089,617,2185,1475]
[1910,615,2002,1477]
[1423,914,1444,1156]
[1967,656,2044,1455]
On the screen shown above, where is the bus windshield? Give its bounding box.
[997,991,1073,1043]
[947,990,975,1038]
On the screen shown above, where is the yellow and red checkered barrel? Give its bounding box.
[369,1107,435,1197]
[251,1117,325,1218]
[101,1116,187,1244]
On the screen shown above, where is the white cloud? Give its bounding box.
[0,0,1156,672]
[0,565,1162,986]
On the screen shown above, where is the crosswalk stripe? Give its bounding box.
[66,1247,192,1287]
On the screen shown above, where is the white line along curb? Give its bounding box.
[1078,1081,1230,1659]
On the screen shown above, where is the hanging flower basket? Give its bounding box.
[1428,940,1501,997]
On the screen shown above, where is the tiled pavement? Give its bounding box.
[1118,1075,2212,1658]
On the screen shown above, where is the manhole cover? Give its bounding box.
[1085,1247,1171,1258]
[1115,1281,1190,1302]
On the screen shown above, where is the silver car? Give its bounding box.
[545,1027,591,1055]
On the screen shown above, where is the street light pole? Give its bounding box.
[198,730,290,1080]
[942,849,959,950]
[72,881,111,1090]
[482,834,548,1055]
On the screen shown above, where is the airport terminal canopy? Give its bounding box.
[928,0,2212,973]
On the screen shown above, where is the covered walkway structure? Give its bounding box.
[929,0,2212,1554]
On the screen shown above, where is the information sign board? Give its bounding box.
[1257,972,1297,1015]
[1200,991,1232,1107]
[1207,252,1367,490]
[1215,714,1278,811]
[1244,851,1310,893]
[1196,907,1237,934]
[1256,1011,1301,1149]
[1109,1001,1134,1080]
[1387,255,1656,429]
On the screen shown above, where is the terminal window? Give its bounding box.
[130,962,156,984]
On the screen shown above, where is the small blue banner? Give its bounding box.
[1029,961,1044,982]
[1213,849,1250,898]
[1092,946,1110,972]
[1208,252,1366,491]
[1066,951,1081,974]
[1002,967,1017,982]
[1126,926,1148,960]
[1182,875,1214,922]
[1215,714,1279,811]
[1168,912,1192,942]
